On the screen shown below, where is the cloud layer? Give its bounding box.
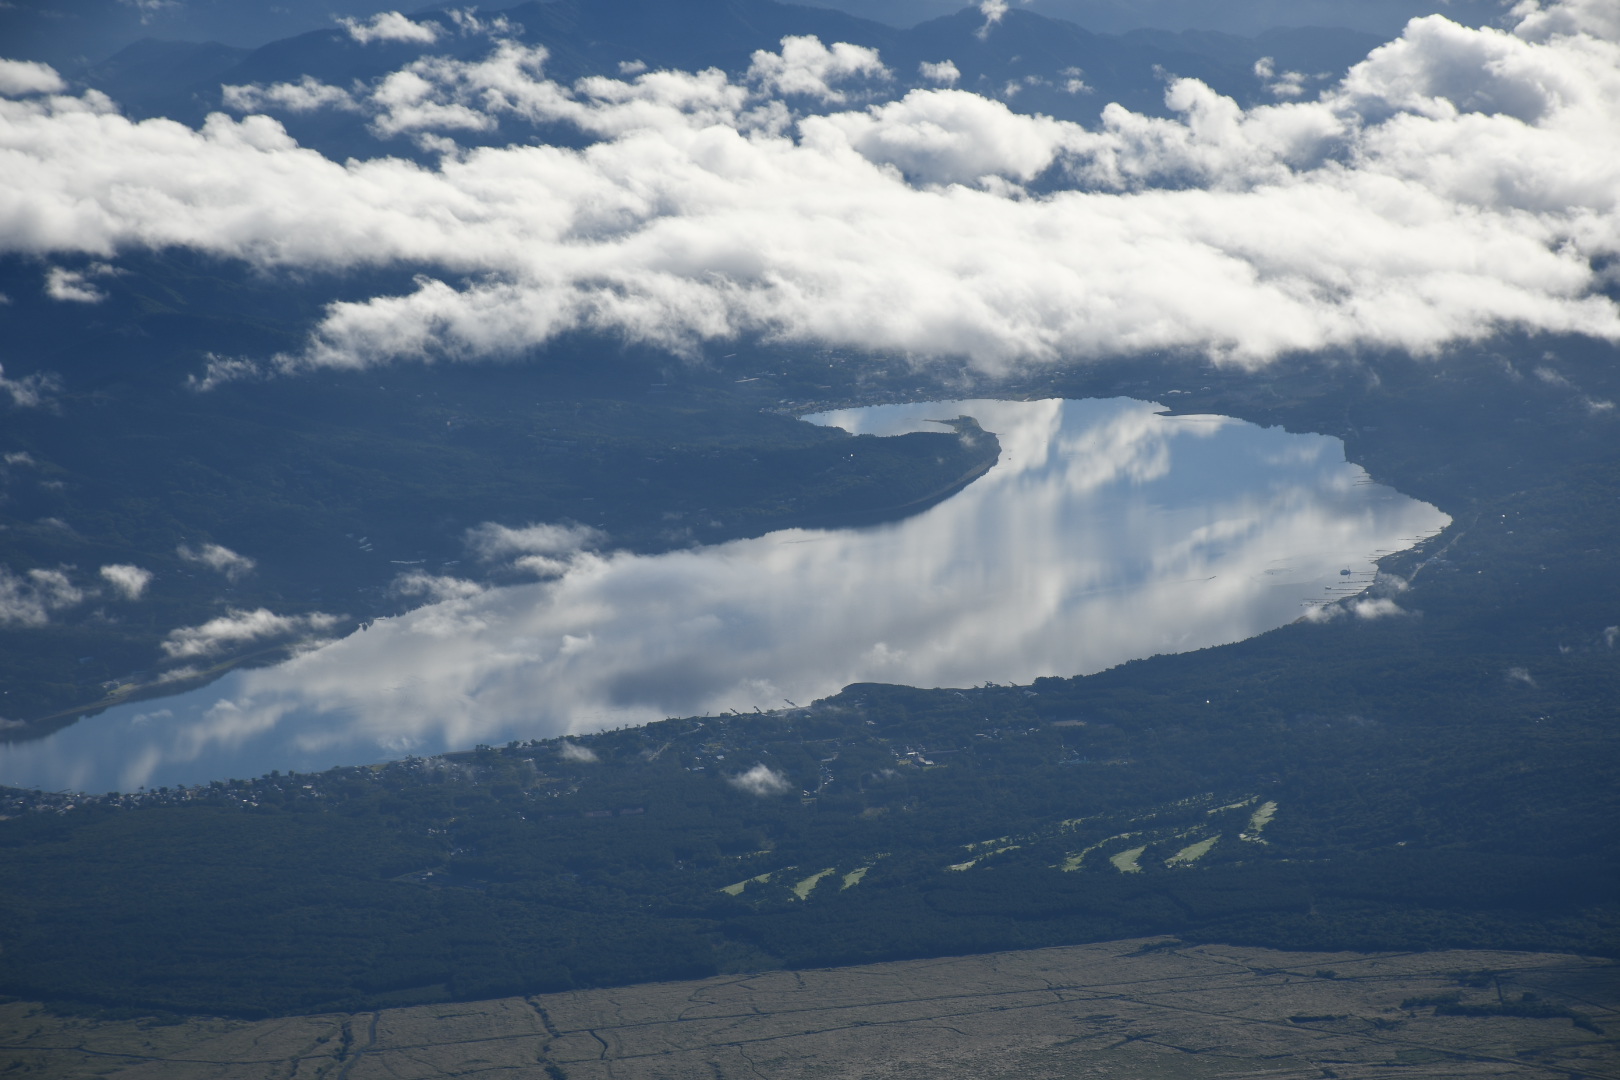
[0,3,1615,375]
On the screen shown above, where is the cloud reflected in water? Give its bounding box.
[0,398,1448,792]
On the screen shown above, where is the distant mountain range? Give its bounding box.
[59,0,1385,157]
[0,0,1503,72]
[820,0,1505,36]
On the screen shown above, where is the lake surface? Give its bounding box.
[0,398,1448,793]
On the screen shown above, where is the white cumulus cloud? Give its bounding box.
[1510,0,1620,45]
[815,89,1081,185]
[161,607,342,660]
[100,563,153,600]
[184,354,263,392]
[1304,595,1410,622]
[221,76,359,116]
[338,12,441,45]
[746,35,889,103]
[0,566,84,626]
[176,542,256,581]
[1351,598,1406,618]
[0,59,65,97]
[729,763,792,796]
[1254,57,1309,99]
[390,569,486,602]
[977,0,1009,40]
[465,521,604,577]
[0,365,60,408]
[44,265,107,302]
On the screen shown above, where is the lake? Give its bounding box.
[0,397,1448,793]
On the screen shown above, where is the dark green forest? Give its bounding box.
[0,249,1616,1017]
